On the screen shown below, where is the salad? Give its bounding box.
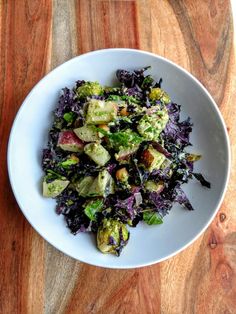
[42,67,210,256]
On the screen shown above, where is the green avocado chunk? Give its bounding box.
[74,125,100,142]
[137,108,169,140]
[43,179,69,198]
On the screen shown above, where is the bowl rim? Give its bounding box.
[7,48,231,268]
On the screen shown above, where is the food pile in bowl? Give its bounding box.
[42,67,210,256]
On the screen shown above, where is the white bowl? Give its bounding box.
[8,49,230,268]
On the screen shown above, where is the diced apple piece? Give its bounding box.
[76,176,95,197]
[84,143,110,166]
[88,170,115,197]
[115,145,139,161]
[57,130,84,152]
[74,125,100,142]
[141,146,166,171]
[86,99,118,124]
[144,180,165,193]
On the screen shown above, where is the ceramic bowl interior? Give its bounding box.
[8,49,230,268]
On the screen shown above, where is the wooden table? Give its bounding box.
[1,1,236,313]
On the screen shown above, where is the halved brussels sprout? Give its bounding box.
[97,219,129,255]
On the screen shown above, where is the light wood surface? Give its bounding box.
[0,1,235,313]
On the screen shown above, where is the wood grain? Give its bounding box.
[0,0,236,313]
[51,0,78,69]
[0,1,52,313]
[168,0,233,105]
[137,0,190,69]
[76,0,140,52]
[45,2,80,314]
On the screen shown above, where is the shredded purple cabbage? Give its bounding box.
[41,67,210,256]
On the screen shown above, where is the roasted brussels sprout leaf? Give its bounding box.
[192,173,211,188]
[75,81,103,99]
[186,153,201,162]
[59,155,79,168]
[143,211,163,225]
[63,112,76,124]
[84,199,103,221]
[97,219,129,255]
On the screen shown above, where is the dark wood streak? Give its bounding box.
[51,0,78,69]
[168,0,233,105]
[209,231,218,249]
[44,2,80,314]
[220,213,226,222]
